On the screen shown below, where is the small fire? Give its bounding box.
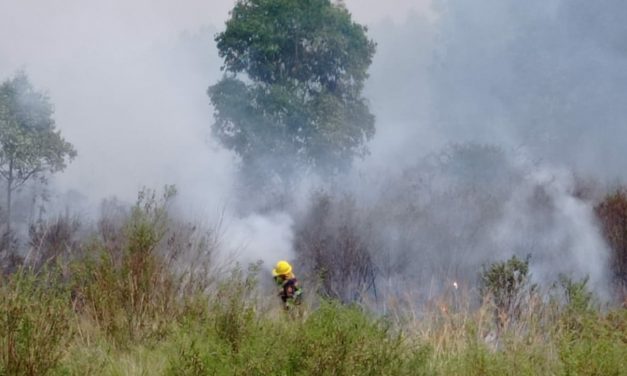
[453,281,458,290]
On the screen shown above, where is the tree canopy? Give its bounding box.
[0,72,76,231]
[209,0,376,181]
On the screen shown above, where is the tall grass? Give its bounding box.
[2,263,624,375]
[68,187,182,344]
[0,269,71,375]
[0,188,625,375]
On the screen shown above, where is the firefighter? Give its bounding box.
[272,260,302,309]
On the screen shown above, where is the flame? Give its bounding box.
[453,281,458,290]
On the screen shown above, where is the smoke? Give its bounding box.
[363,0,627,180]
[350,0,624,298]
[221,212,294,267]
[429,0,627,178]
[0,1,233,209]
[1,1,622,298]
[492,164,610,295]
[319,145,610,304]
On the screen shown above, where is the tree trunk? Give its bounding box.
[5,159,12,236]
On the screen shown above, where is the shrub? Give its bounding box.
[557,307,627,376]
[559,275,594,317]
[0,269,71,375]
[27,214,81,271]
[211,263,259,353]
[167,300,410,376]
[0,229,21,273]
[294,301,405,376]
[479,255,535,329]
[294,191,377,304]
[71,186,180,343]
[595,189,627,298]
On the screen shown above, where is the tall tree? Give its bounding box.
[0,72,76,234]
[209,0,376,182]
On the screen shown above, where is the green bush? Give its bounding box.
[557,309,627,376]
[211,264,259,354]
[167,300,411,376]
[0,269,71,375]
[556,277,627,376]
[479,255,535,328]
[70,186,179,343]
[294,301,404,376]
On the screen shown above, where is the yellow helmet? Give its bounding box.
[272,260,292,276]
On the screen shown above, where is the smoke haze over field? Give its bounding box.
[1,0,624,296]
[3,0,626,198]
[0,1,235,213]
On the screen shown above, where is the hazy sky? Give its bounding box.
[2,0,626,205]
[0,0,428,51]
[0,0,431,76]
[0,0,430,209]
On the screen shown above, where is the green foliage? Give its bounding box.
[479,255,534,326]
[294,301,405,376]
[0,72,76,229]
[209,0,376,179]
[211,264,259,353]
[71,186,179,343]
[559,275,594,316]
[0,269,71,375]
[480,255,530,302]
[168,300,409,376]
[557,308,627,376]
[441,334,559,376]
[553,276,627,375]
[168,340,212,376]
[217,0,374,87]
[1,257,624,375]
[1,186,625,375]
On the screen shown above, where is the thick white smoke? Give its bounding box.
[491,163,610,295]
[1,0,621,297]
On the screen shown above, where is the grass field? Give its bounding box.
[2,262,625,376]
[2,190,625,375]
